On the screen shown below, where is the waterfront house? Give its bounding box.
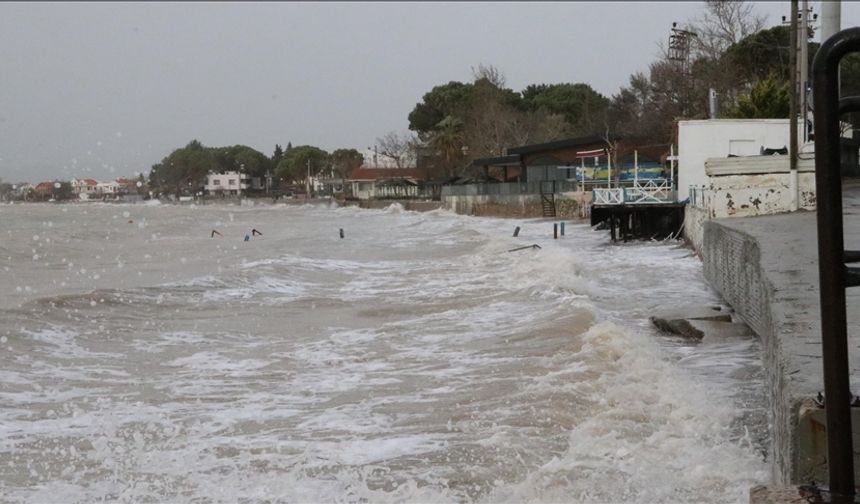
[96,180,120,195]
[71,178,99,198]
[347,167,427,200]
[205,171,248,196]
[34,181,55,196]
[470,135,670,189]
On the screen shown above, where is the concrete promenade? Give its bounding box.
[702,194,860,486]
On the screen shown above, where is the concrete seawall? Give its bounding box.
[444,192,589,219]
[702,213,860,486]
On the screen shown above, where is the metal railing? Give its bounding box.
[812,26,860,498]
[689,185,708,209]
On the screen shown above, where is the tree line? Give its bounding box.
[148,140,364,196]
[149,1,860,190]
[406,0,860,168]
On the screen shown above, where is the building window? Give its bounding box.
[229,179,236,185]
[213,179,220,185]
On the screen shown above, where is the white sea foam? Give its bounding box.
[0,203,768,503]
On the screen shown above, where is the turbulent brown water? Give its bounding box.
[0,201,768,503]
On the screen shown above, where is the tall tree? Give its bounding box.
[275,145,329,184]
[407,81,474,140]
[690,0,766,61]
[725,72,790,119]
[272,144,284,166]
[147,140,270,195]
[429,116,466,176]
[330,148,364,178]
[520,82,609,135]
[376,131,417,168]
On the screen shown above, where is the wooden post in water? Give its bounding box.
[609,212,616,242]
[553,223,558,239]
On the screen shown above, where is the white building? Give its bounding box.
[71,178,99,197]
[205,171,249,196]
[96,181,120,195]
[677,119,806,202]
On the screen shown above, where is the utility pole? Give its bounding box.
[821,1,842,43]
[667,22,698,117]
[790,0,799,211]
[800,0,809,143]
[820,1,842,98]
[306,158,312,198]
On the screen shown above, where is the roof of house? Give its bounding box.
[470,154,521,167]
[506,135,618,155]
[348,167,425,181]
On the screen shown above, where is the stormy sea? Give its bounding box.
[0,201,768,503]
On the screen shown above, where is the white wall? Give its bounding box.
[683,157,816,251]
[678,119,804,202]
[351,181,376,200]
[205,171,248,194]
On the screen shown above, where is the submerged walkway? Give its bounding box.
[702,192,860,487]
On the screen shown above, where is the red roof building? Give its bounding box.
[34,182,55,195]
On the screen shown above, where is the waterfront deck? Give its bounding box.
[591,203,685,242]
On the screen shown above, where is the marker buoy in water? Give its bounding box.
[513,226,520,237]
[339,228,344,239]
[560,222,565,236]
[244,234,250,242]
[553,223,558,239]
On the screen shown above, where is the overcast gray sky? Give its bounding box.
[0,1,854,182]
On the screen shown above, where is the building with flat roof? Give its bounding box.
[205,171,248,196]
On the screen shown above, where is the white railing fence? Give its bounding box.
[592,188,625,205]
[625,179,672,203]
[592,179,675,205]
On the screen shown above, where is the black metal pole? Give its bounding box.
[813,27,860,497]
[790,0,798,173]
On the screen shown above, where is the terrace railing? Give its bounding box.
[592,188,625,205]
[592,179,675,206]
[625,179,673,204]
